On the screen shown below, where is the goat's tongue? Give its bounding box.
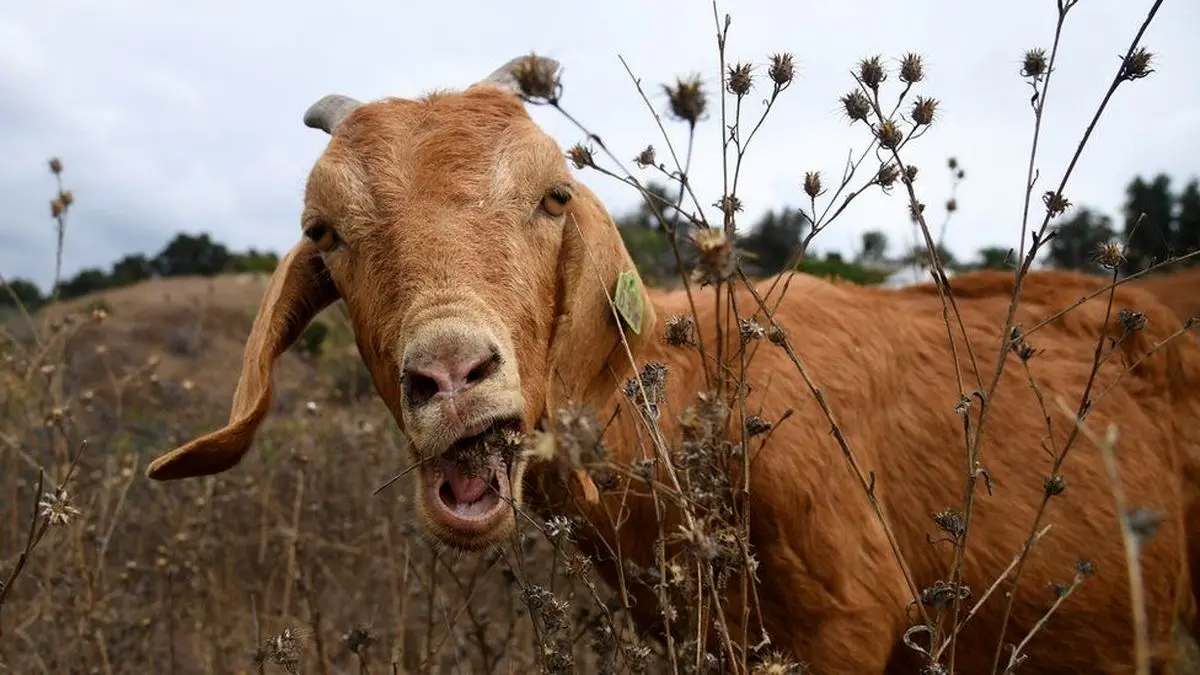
[443,461,489,503]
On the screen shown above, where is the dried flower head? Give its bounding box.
[946,198,958,213]
[803,171,823,199]
[909,200,926,224]
[740,317,765,343]
[1120,48,1155,81]
[1093,240,1126,271]
[714,194,743,217]
[858,55,886,89]
[903,165,919,184]
[1042,190,1071,217]
[767,323,788,346]
[875,119,904,150]
[727,62,754,96]
[39,487,82,526]
[745,415,773,437]
[1044,474,1067,496]
[59,190,74,207]
[899,53,924,84]
[948,157,958,170]
[840,90,871,123]
[49,157,63,174]
[768,52,796,87]
[876,163,900,190]
[692,227,737,285]
[567,143,595,170]
[1118,308,1147,333]
[634,145,657,169]
[510,54,562,102]
[911,96,938,126]
[663,313,697,347]
[341,626,376,654]
[1021,48,1048,79]
[664,74,708,126]
[51,198,66,218]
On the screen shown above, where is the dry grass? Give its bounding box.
[3,1,1200,673]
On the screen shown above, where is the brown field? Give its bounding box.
[1,274,631,674]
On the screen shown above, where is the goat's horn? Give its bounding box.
[476,54,561,94]
[303,94,362,134]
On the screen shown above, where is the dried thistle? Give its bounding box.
[664,74,708,126]
[908,200,926,224]
[740,318,765,343]
[48,157,63,174]
[1044,474,1066,496]
[876,163,900,190]
[946,198,958,213]
[767,323,787,346]
[933,508,965,539]
[899,53,924,84]
[745,415,773,437]
[510,54,561,102]
[803,171,823,199]
[840,90,871,123]
[50,198,66,218]
[567,143,595,170]
[857,55,886,89]
[768,52,796,87]
[911,96,938,126]
[1118,308,1147,333]
[341,625,376,654]
[634,145,657,169]
[875,119,904,150]
[1042,190,1071,217]
[663,313,697,347]
[1120,48,1155,81]
[727,62,754,97]
[1021,48,1048,79]
[39,488,82,526]
[693,227,737,285]
[903,165,919,184]
[1093,240,1127,271]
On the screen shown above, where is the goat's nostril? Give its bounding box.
[465,351,501,385]
[403,371,441,408]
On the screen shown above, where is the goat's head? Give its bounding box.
[145,55,657,551]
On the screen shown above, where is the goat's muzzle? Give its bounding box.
[419,416,523,546]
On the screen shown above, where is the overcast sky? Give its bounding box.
[2,0,1197,292]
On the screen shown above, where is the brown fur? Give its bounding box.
[145,58,1200,673]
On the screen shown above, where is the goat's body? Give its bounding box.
[530,269,1200,673]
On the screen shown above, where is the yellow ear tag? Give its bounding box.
[612,269,644,335]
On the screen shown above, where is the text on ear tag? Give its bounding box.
[612,269,644,335]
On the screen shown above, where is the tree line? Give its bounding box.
[3,171,1196,311]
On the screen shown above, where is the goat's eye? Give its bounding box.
[304,222,339,252]
[541,186,571,217]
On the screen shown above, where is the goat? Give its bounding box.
[145,55,1200,673]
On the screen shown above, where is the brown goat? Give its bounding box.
[145,55,1200,673]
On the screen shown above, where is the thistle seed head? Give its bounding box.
[1021,48,1048,79]
[768,52,796,87]
[803,171,823,199]
[664,74,708,126]
[911,96,938,126]
[727,62,754,97]
[840,90,871,123]
[858,55,886,89]
[899,53,924,84]
[1120,48,1155,81]
[875,119,904,150]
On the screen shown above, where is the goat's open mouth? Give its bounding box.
[422,418,522,537]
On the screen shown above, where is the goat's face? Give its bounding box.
[144,55,656,553]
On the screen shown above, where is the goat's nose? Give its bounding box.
[402,338,501,407]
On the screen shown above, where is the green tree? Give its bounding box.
[1123,174,1176,272]
[151,233,231,277]
[1,278,45,309]
[976,247,1012,270]
[1173,178,1200,262]
[857,230,889,265]
[738,207,811,276]
[56,268,111,300]
[1046,207,1116,273]
[110,254,154,286]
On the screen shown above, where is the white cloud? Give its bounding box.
[1,0,1197,290]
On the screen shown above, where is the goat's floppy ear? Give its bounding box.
[145,239,339,481]
[545,183,657,412]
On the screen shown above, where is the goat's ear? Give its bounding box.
[145,239,339,481]
[545,183,657,412]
